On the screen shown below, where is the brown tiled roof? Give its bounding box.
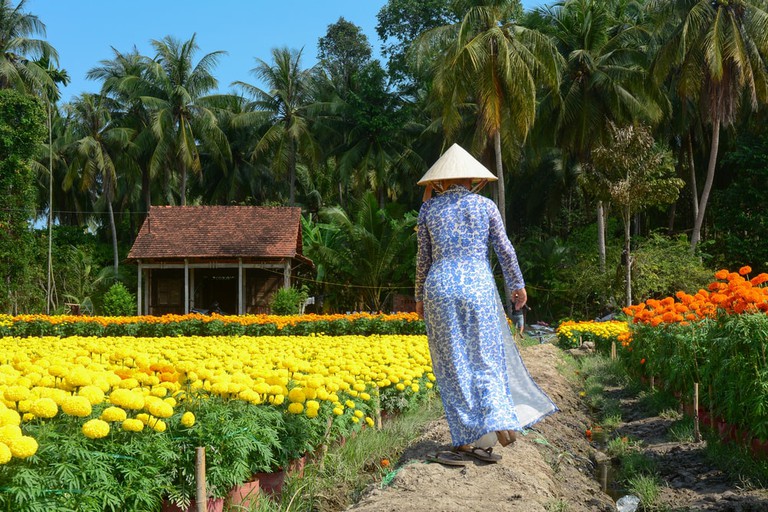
[127,206,311,264]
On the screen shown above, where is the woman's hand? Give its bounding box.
[513,288,527,310]
[415,301,424,319]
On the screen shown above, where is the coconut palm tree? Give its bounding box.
[0,0,57,93]
[66,93,134,279]
[138,34,230,206]
[530,0,663,272]
[413,0,561,226]
[234,47,318,206]
[650,0,768,252]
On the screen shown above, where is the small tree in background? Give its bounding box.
[102,282,136,316]
[270,287,308,316]
[582,123,683,306]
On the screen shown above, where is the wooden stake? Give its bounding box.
[693,382,701,442]
[375,389,382,430]
[611,341,617,360]
[650,375,655,390]
[196,447,207,512]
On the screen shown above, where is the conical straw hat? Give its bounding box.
[417,143,498,185]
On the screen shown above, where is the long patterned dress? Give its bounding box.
[415,185,558,447]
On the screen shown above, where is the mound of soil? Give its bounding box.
[347,343,768,512]
[349,343,615,512]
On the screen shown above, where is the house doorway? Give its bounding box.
[194,269,238,314]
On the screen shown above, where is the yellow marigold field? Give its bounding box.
[0,334,433,464]
[556,320,630,348]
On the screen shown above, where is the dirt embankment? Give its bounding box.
[348,343,768,512]
[348,343,616,512]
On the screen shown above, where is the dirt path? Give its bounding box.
[348,344,615,512]
[347,343,768,512]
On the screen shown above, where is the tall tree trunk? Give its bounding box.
[623,208,632,307]
[690,121,720,253]
[597,201,606,273]
[180,165,187,206]
[289,140,296,206]
[142,166,151,220]
[46,103,53,315]
[494,130,506,228]
[107,199,119,279]
[688,132,699,220]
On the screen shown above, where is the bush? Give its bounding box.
[101,282,136,316]
[270,287,308,315]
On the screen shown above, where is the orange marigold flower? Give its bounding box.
[739,266,752,276]
[751,273,768,286]
[715,269,729,280]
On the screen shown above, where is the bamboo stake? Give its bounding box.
[650,375,655,390]
[196,447,207,512]
[375,388,382,430]
[693,382,701,442]
[611,341,617,360]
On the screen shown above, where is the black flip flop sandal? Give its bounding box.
[457,446,502,463]
[426,450,470,466]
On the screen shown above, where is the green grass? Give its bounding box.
[702,430,768,489]
[254,395,445,512]
[626,474,667,511]
[667,418,694,443]
[544,498,569,511]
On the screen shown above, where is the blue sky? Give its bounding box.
[26,1,547,102]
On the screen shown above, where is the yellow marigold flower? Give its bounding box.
[333,407,344,416]
[180,411,195,428]
[353,383,366,392]
[67,367,92,388]
[411,384,420,393]
[150,386,167,398]
[0,443,10,464]
[351,416,360,423]
[365,417,374,427]
[61,396,92,418]
[288,388,306,403]
[122,418,144,432]
[271,394,285,406]
[426,382,433,389]
[100,406,127,423]
[396,383,405,391]
[306,408,318,418]
[78,385,105,406]
[4,385,30,403]
[148,401,174,419]
[8,436,37,458]
[151,419,167,433]
[82,419,110,439]
[359,392,371,401]
[136,413,150,425]
[30,398,57,419]
[0,409,20,426]
[354,410,364,419]
[0,425,22,443]
[345,400,356,409]
[305,400,320,411]
[287,403,304,414]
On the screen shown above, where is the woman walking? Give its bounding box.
[415,144,558,466]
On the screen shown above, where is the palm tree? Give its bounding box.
[0,0,57,93]
[66,93,134,279]
[650,0,768,252]
[413,0,561,226]
[234,47,317,206]
[139,34,230,206]
[532,0,663,271]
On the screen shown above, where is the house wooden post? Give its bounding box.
[238,258,243,315]
[284,261,291,289]
[190,268,195,310]
[184,259,189,314]
[137,261,142,315]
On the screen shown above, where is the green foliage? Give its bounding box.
[710,136,768,272]
[631,233,712,301]
[0,89,45,314]
[270,287,309,316]
[101,282,136,316]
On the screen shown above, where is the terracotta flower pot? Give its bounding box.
[288,454,307,478]
[228,478,260,508]
[254,469,285,497]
